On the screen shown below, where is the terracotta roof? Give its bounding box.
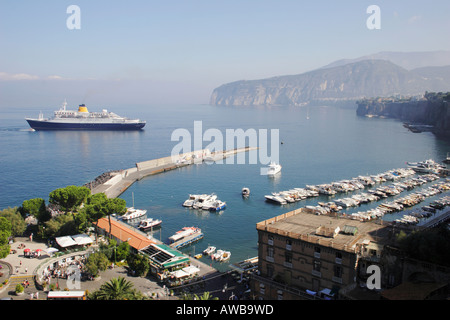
[94,217,155,250]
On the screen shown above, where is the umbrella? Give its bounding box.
[24,248,31,252]
[35,249,42,252]
[45,248,59,254]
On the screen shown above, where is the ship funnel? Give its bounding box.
[78,104,89,113]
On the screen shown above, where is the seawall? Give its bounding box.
[88,147,258,198]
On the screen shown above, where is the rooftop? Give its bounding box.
[256,208,394,253]
[95,217,155,250]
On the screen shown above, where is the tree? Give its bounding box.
[0,207,26,237]
[0,217,12,258]
[83,194,126,240]
[89,277,144,300]
[42,214,77,239]
[21,198,51,223]
[85,252,109,277]
[126,253,150,277]
[49,185,90,213]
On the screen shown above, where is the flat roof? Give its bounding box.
[256,208,393,253]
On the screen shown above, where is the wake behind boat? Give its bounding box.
[26,100,146,130]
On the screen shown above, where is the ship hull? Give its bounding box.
[26,119,146,131]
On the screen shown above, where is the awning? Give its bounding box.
[55,236,77,248]
[72,234,93,246]
[171,269,189,278]
[182,265,200,275]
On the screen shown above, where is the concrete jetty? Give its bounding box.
[89,146,258,198]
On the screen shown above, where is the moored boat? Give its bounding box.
[121,207,147,220]
[138,218,162,230]
[203,246,216,256]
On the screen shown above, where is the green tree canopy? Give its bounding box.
[49,185,91,213]
[85,252,109,277]
[0,216,12,258]
[0,207,26,237]
[89,277,144,300]
[126,253,150,277]
[21,198,51,223]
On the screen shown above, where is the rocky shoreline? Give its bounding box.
[83,170,120,190]
[356,92,450,140]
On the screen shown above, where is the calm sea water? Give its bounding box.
[1,104,449,270]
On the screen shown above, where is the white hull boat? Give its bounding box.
[121,207,147,220]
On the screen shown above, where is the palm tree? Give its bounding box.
[93,277,137,300]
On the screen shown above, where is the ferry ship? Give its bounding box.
[26,100,146,130]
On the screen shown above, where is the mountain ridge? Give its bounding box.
[210,59,450,107]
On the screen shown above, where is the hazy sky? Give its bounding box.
[1,0,450,108]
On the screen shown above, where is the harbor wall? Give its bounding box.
[90,147,257,198]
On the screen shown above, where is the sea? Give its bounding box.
[1,103,449,271]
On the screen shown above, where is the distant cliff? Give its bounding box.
[356,92,450,139]
[210,60,450,107]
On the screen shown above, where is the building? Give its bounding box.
[94,216,155,252]
[252,208,397,300]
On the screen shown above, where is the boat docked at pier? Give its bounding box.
[26,100,146,130]
[168,227,203,249]
[203,245,216,256]
[121,207,147,220]
[138,218,162,231]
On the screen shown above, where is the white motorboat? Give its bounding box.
[121,207,147,220]
[183,194,205,207]
[138,218,162,230]
[265,161,282,176]
[193,194,217,209]
[220,251,231,262]
[265,195,287,205]
[203,246,216,256]
[209,200,227,211]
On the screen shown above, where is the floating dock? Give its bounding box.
[88,146,258,198]
[169,232,204,249]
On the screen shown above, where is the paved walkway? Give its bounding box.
[0,237,248,300]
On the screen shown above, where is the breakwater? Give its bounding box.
[86,147,257,198]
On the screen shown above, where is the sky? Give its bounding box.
[1,0,450,109]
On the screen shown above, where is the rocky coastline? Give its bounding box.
[356,92,450,140]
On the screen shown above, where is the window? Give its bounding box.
[313,260,321,272]
[268,235,274,246]
[314,246,321,258]
[286,239,292,251]
[334,265,342,278]
[267,265,274,278]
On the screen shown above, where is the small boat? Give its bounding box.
[265,195,287,205]
[192,194,217,209]
[169,227,201,243]
[194,253,203,259]
[121,207,147,220]
[138,218,162,230]
[209,200,227,211]
[265,161,282,176]
[183,194,210,207]
[242,187,250,197]
[220,251,231,262]
[203,246,216,256]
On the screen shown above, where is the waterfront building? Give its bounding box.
[252,208,397,300]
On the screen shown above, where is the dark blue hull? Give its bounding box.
[26,119,146,131]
